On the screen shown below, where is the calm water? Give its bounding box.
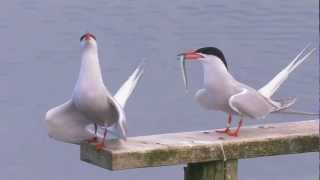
[0,0,318,180]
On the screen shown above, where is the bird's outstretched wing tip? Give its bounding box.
[130,59,145,80]
[258,44,316,98]
[137,59,146,73]
[304,42,311,49]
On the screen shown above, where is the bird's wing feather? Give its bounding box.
[114,60,145,108]
[107,61,145,140]
[228,88,276,119]
[258,44,315,98]
[45,100,93,144]
[107,96,128,140]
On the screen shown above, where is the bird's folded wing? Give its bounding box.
[258,44,315,98]
[114,60,145,108]
[228,88,276,119]
[45,100,93,144]
[108,96,128,140]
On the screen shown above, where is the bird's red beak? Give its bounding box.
[181,51,203,60]
[84,34,91,41]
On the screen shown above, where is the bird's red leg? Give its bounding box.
[96,128,107,150]
[87,123,98,143]
[226,118,243,137]
[216,113,232,133]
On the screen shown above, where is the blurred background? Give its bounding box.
[0,0,318,179]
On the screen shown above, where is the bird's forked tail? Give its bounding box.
[270,97,319,116]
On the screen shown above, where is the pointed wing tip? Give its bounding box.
[135,60,145,79]
[258,44,317,98]
[305,42,312,48]
[132,59,146,79]
[45,109,52,121]
[138,58,147,68]
[310,48,316,53]
[302,43,316,56]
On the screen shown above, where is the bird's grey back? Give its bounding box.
[229,82,277,118]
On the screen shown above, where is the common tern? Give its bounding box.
[178,45,316,136]
[45,33,144,149]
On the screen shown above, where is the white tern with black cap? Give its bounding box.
[178,44,316,136]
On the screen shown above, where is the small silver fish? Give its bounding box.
[178,55,189,92]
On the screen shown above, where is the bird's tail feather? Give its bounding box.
[271,97,296,111]
[114,60,145,108]
[273,109,319,116]
[267,96,296,113]
[269,97,319,116]
[258,44,316,98]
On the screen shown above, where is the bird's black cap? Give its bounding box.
[80,33,96,42]
[196,47,228,69]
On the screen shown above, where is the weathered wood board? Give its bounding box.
[81,120,319,170]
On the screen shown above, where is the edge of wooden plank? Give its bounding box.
[81,120,319,170]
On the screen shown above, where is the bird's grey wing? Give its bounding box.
[107,96,127,140]
[228,88,276,119]
[45,100,94,144]
[258,44,315,98]
[107,61,144,140]
[114,60,144,108]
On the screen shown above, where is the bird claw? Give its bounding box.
[226,130,239,137]
[216,128,239,137]
[216,128,230,133]
[95,143,106,150]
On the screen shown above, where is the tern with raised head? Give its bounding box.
[178,45,316,136]
[45,33,144,149]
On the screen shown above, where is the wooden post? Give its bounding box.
[184,160,237,180]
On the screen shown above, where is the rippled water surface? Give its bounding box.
[0,0,318,180]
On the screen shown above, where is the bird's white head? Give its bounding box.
[80,32,98,50]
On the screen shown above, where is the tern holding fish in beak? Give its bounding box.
[178,45,316,136]
[45,33,144,149]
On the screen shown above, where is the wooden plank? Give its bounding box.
[184,160,237,180]
[80,120,319,170]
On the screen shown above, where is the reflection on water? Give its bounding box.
[0,0,318,180]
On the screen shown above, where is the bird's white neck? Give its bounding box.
[201,59,235,90]
[77,47,104,86]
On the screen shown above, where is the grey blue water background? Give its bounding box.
[0,0,318,179]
